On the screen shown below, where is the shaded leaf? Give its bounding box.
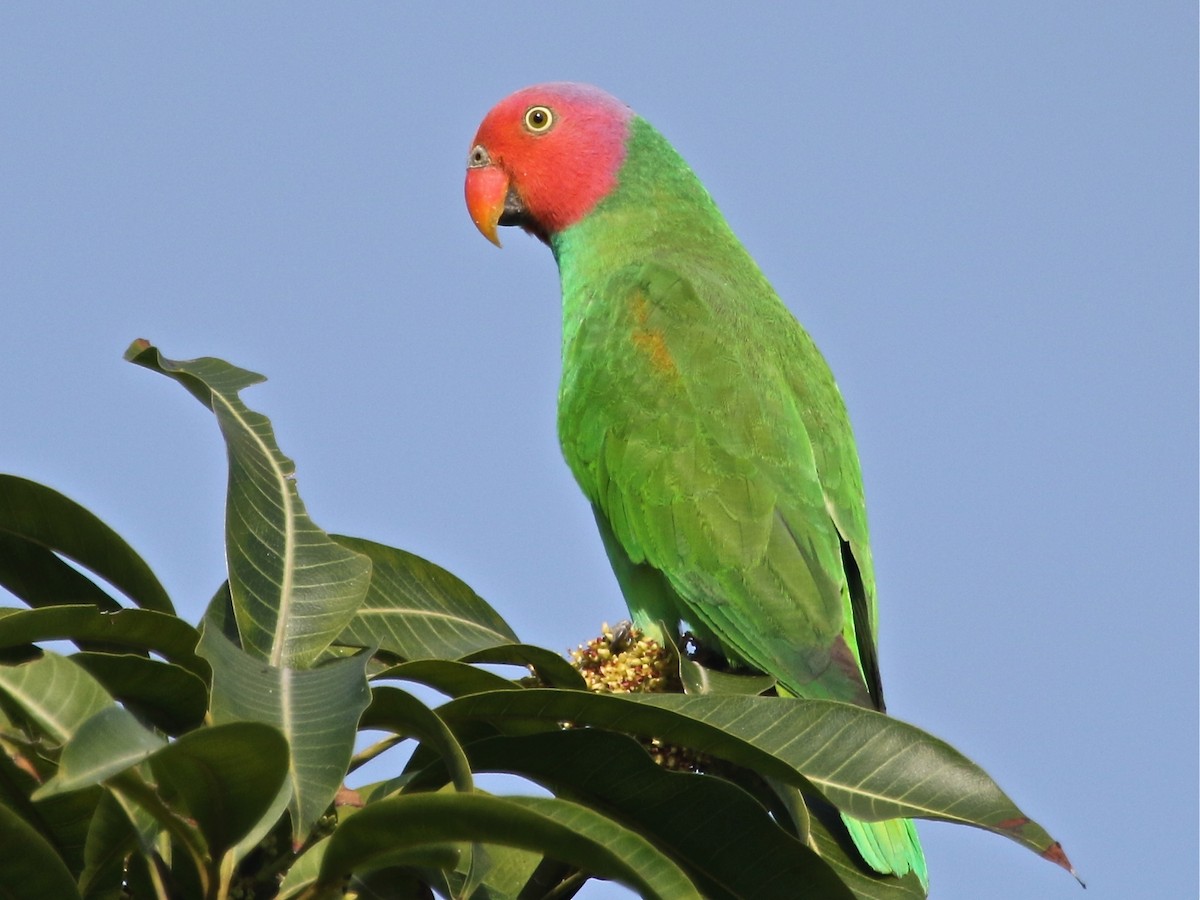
[0,606,206,679]
[0,801,83,900]
[0,474,172,614]
[371,659,520,698]
[198,623,370,840]
[454,729,855,900]
[0,531,121,612]
[80,791,135,900]
[149,722,290,856]
[127,341,371,668]
[72,652,208,734]
[460,644,586,690]
[360,687,473,793]
[805,797,927,900]
[317,793,702,900]
[29,786,105,885]
[334,536,518,659]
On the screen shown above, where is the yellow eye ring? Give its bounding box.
[524,105,554,133]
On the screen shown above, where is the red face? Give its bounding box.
[464,83,634,245]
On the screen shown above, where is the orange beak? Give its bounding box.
[465,164,510,247]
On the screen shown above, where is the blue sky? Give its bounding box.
[1,5,1194,897]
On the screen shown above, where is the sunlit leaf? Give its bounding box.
[127,341,371,668]
[198,623,370,841]
[0,651,114,745]
[438,689,1074,872]
[334,536,518,659]
[34,706,164,799]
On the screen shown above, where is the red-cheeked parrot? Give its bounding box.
[464,83,928,889]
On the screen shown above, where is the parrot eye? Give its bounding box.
[523,105,554,133]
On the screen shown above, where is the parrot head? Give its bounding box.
[464,83,633,246]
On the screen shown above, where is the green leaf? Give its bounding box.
[317,793,702,900]
[460,643,586,690]
[127,341,371,668]
[0,651,114,744]
[198,623,371,840]
[439,689,1073,873]
[677,656,776,696]
[80,791,135,900]
[31,786,105,886]
[0,531,121,612]
[371,659,520,698]
[0,606,206,679]
[333,536,518,659]
[359,687,473,793]
[148,722,290,856]
[0,474,172,614]
[0,801,84,900]
[454,729,855,900]
[34,706,165,799]
[71,652,208,734]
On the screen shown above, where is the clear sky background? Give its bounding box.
[2,5,1194,898]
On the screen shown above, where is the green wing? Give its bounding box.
[558,262,881,708]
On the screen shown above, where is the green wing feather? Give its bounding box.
[560,262,875,706]
[552,116,926,888]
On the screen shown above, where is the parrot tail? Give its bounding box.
[841,813,929,891]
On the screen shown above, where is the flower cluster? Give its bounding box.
[570,623,713,773]
[570,622,674,694]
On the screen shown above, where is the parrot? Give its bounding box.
[464,82,927,889]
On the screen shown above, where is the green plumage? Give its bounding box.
[552,118,927,887]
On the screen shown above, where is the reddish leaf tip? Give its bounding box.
[1041,841,1085,887]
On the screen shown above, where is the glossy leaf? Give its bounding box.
[198,623,371,840]
[0,474,172,614]
[438,689,1074,874]
[334,535,518,659]
[34,706,164,799]
[0,651,114,744]
[0,605,206,679]
[317,793,702,900]
[126,341,371,668]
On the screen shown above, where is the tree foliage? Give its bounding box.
[0,342,1078,899]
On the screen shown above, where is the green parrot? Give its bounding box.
[465,82,927,889]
